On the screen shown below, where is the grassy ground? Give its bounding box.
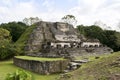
[15,24,37,51]
[0,60,59,80]
[59,52,120,80]
[1,52,120,80]
[75,53,111,61]
[15,56,65,61]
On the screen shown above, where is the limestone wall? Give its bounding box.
[68,47,113,56]
[47,46,113,57]
[24,22,55,53]
[24,21,113,58]
[55,35,80,42]
[51,42,71,47]
[24,21,78,53]
[13,57,69,74]
[81,42,101,47]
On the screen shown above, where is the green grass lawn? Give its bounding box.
[15,56,65,61]
[59,52,120,80]
[75,53,111,61]
[0,60,59,80]
[16,24,37,49]
[1,52,120,80]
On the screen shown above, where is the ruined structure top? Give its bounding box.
[25,21,113,57]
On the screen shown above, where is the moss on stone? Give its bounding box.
[15,24,37,52]
[15,56,66,61]
[58,52,120,80]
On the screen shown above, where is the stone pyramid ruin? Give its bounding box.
[24,21,113,58]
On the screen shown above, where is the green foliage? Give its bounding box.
[15,56,65,61]
[77,25,103,38]
[0,24,28,59]
[59,52,120,80]
[77,25,86,34]
[0,28,11,41]
[0,60,58,80]
[0,22,28,42]
[102,30,118,51]
[77,25,120,51]
[115,32,120,50]
[0,28,16,60]
[0,22,36,57]
[85,25,103,38]
[0,29,22,60]
[16,24,36,53]
[0,41,21,60]
[0,28,24,60]
[98,76,108,80]
[5,69,33,80]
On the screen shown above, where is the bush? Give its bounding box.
[98,76,109,80]
[95,56,100,59]
[0,40,22,60]
[0,22,29,42]
[5,69,33,80]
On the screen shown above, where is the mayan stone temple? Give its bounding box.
[25,21,113,57]
[14,21,113,74]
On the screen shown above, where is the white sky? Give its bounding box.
[0,0,120,31]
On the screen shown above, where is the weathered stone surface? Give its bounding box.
[14,21,114,75]
[13,57,69,74]
[24,21,113,57]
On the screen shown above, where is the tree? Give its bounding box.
[0,28,11,42]
[103,30,118,51]
[77,25,86,35]
[0,22,28,42]
[23,17,42,25]
[0,41,17,60]
[0,28,17,60]
[0,28,23,60]
[77,25,103,39]
[61,15,77,26]
[77,24,120,51]
[84,25,103,39]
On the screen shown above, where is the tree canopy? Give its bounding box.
[23,17,42,25]
[0,22,28,42]
[0,28,11,42]
[0,28,17,60]
[77,25,120,51]
[61,15,77,26]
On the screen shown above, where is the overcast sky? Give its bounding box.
[0,0,120,31]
